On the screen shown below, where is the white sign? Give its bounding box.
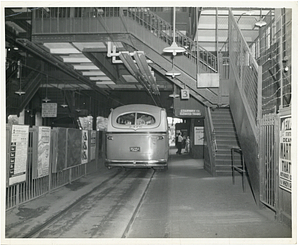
[9,125,29,185]
[194,126,204,145]
[42,103,57,117]
[197,73,220,88]
[179,109,201,116]
[37,127,51,178]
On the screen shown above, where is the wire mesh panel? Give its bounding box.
[253,9,292,115]
[228,9,259,124]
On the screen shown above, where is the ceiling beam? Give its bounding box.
[14,38,126,107]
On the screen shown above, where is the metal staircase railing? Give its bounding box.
[122,7,218,73]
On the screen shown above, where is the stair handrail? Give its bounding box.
[207,107,218,154]
[122,7,218,72]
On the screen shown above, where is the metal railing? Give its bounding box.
[6,126,102,210]
[259,113,278,211]
[122,7,218,72]
[32,7,218,73]
[204,107,217,175]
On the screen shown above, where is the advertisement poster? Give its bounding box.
[37,127,51,178]
[9,125,29,185]
[194,126,204,145]
[90,130,96,160]
[279,116,291,192]
[81,130,89,164]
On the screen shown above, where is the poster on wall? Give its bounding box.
[36,127,51,178]
[81,130,89,164]
[90,131,96,160]
[194,126,204,145]
[279,115,291,192]
[9,125,29,185]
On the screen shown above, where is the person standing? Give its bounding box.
[185,136,190,153]
[176,132,183,154]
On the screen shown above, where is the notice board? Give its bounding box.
[9,125,29,185]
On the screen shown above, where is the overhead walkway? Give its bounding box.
[30,7,227,107]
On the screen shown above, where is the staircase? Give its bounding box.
[211,107,241,176]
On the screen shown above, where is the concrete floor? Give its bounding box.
[127,148,292,239]
[4,147,294,245]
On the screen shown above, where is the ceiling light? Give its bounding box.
[43,75,51,102]
[15,89,26,96]
[61,87,68,108]
[163,42,186,56]
[255,9,267,28]
[165,67,181,78]
[255,20,267,28]
[162,7,185,56]
[169,93,179,98]
[15,62,25,96]
[43,97,51,103]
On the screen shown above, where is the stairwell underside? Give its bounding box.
[31,16,229,108]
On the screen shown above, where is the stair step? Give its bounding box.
[215,165,232,170]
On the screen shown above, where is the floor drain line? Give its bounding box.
[121,169,155,238]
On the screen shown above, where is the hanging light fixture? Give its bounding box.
[165,53,181,78]
[61,84,68,108]
[255,8,267,28]
[169,84,179,98]
[15,61,26,96]
[76,90,81,112]
[163,7,185,55]
[165,67,181,78]
[43,75,51,102]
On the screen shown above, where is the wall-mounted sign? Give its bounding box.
[81,130,88,164]
[9,125,29,185]
[279,115,291,192]
[181,89,190,100]
[194,126,204,145]
[178,109,201,116]
[197,73,220,88]
[42,103,57,118]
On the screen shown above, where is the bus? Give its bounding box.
[105,104,169,170]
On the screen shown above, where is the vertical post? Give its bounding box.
[216,7,219,71]
[49,128,54,193]
[257,66,263,124]
[196,7,199,79]
[273,114,279,219]
[173,7,176,43]
[16,185,20,207]
[279,16,283,109]
[95,131,98,171]
[259,117,264,205]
